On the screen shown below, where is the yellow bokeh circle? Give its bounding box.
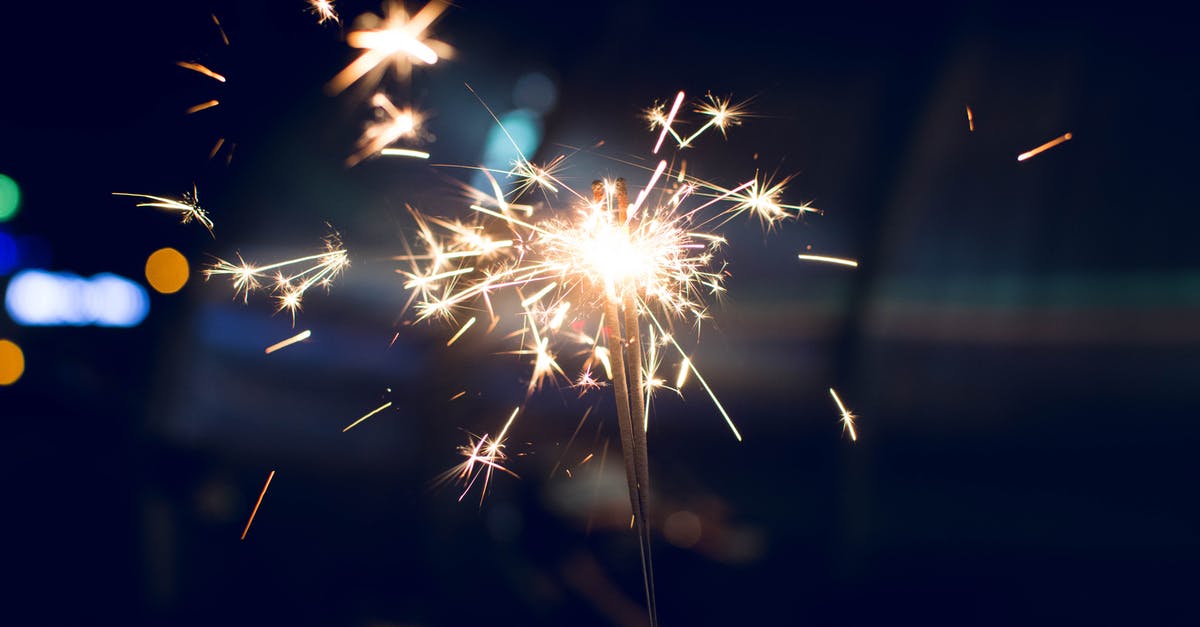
[0,339,24,385]
[145,247,190,294]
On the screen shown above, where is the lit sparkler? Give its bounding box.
[327,1,453,94]
[396,91,816,626]
[113,187,215,236]
[206,233,349,323]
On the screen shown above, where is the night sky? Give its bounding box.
[1,1,1197,625]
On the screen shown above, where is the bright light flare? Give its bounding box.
[327,1,452,94]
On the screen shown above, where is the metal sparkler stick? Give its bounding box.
[593,179,658,626]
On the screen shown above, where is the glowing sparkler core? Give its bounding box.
[308,0,340,25]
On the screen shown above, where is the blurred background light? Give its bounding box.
[4,269,149,327]
[0,231,17,275]
[471,108,542,193]
[0,338,23,385]
[0,174,20,222]
[144,247,190,294]
[512,72,558,114]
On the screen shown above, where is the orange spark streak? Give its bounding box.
[186,100,220,114]
[1018,132,1073,161]
[449,390,466,401]
[177,61,226,83]
[653,91,685,155]
[966,105,974,132]
[240,470,275,540]
[265,329,311,354]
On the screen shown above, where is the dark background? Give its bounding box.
[2,1,1197,625]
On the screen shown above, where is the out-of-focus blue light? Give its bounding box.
[471,109,543,193]
[0,232,16,275]
[4,269,149,327]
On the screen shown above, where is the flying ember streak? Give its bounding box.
[308,0,340,25]
[327,0,453,94]
[113,187,215,236]
[206,233,349,323]
[797,253,859,267]
[343,401,394,432]
[1017,132,1073,161]
[396,90,816,626]
[265,329,312,354]
[241,470,276,540]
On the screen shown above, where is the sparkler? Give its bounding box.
[113,187,214,236]
[206,233,349,323]
[395,90,817,626]
[327,1,453,94]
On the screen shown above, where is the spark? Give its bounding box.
[240,470,275,540]
[112,187,214,236]
[829,387,858,442]
[349,93,430,165]
[966,105,975,132]
[446,316,476,346]
[678,93,748,147]
[381,148,431,159]
[438,407,520,504]
[265,329,312,354]
[797,254,859,268]
[176,61,226,83]
[652,91,685,154]
[185,100,220,114]
[675,356,691,389]
[449,390,467,401]
[307,0,340,24]
[206,233,349,323]
[327,1,452,94]
[343,401,393,432]
[1018,132,1073,161]
[211,13,230,46]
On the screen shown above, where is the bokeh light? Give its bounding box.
[0,339,24,385]
[5,269,149,327]
[145,247,190,294]
[0,174,20,222]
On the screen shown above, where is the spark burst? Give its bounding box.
[348,92,429,165]
[307,0,340,25]
[327,0,453,94]
[113,187,215,236]
[206,233,349,323]
[829,387,858,442]
[397,91,816,626]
